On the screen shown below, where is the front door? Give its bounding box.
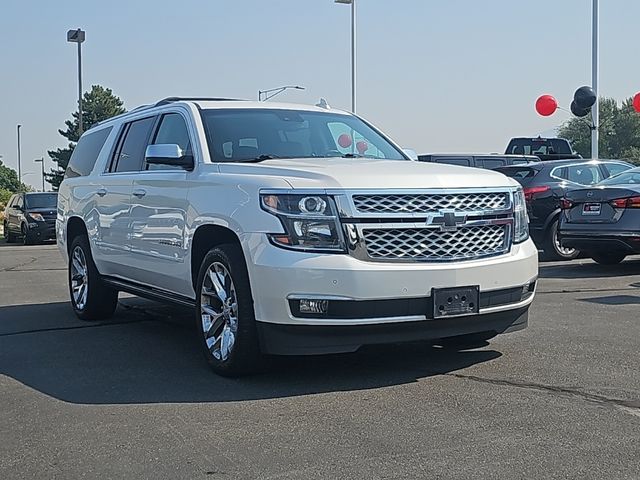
[128,112,193,296]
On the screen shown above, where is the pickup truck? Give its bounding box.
[505,137,581,161]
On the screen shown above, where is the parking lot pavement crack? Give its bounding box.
[1,256,38,272]
[449,373,640,417]
[0,318,155,338]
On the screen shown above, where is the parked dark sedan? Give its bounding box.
[3,192,58,245]
[560,167,640,265]
[418,153,540,169]
[495,159,633,260]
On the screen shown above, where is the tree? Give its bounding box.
[0,160,29,192]
[46,85,126,190]
[558,97,640,164]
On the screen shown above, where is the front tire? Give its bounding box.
[542,219,579,261]
[68,235,118,321]
[21,224,34,245]
[195,244,261,377]
[4,222,16,243]
[591,252,626,265]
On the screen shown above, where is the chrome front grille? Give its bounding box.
[352,192,509,214]
[361,224,509,261]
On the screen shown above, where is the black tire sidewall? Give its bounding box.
[544,219,579,261]
[68,235,118,321]
[195,244,261,376]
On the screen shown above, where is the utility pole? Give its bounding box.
[591,0,599,159]
[17,124,22,181]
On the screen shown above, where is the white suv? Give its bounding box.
[57,97,538,376]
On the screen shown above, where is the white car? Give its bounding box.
[57,97,538,376]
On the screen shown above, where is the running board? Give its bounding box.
[102,277,196,308]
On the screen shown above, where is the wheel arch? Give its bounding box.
[66,216,88,254]
[190,224,244,290]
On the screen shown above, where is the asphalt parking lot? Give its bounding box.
[1,241,639,479]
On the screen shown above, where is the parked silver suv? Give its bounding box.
[57,97,538,376]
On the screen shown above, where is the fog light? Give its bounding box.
[299,299,329,314]
[522,280,536,299]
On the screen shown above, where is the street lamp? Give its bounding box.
[67,28,86,135]
[34,157,45,192]
[258,85,305,101]
[16,124,22,181]
[335,0,356,113]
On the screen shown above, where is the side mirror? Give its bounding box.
[145,144,194,170]
[402,148,418,161]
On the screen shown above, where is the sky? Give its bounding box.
[1,0,639,190]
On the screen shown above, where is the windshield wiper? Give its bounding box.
[341,153,364,158]
[237,154,280,163]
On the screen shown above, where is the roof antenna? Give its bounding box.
[316,98,330,109]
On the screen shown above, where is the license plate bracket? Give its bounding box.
[432,286,480,318]
[582,202,601,215]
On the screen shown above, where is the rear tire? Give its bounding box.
[542,219,579,261]
[591,252,626,265]
[68,235,118,321]
[195,244,262,377]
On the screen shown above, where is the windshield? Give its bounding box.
[599,168,640,185]
[506,138,572,156]
[200,108,407,162]
[24,193,57,209]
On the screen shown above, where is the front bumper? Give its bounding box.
[242,234,538,327]
[26,221,56,241]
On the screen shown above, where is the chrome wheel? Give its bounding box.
[553,227,576,257]
[70,246,89,310]
[200,262,238,362]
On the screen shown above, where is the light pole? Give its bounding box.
[335,0,356,113]
[34,157,45,192]
[591,0,599,159]
[16,124,22,181]
[258,85,305,101]
[67,28,86,135]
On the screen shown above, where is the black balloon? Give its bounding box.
[574,86,597,110]
[571,100,591,118]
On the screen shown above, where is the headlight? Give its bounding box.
[513,188,529,243]
[261,193,345,252]
[28,213,44,222]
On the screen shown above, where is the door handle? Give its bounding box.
[96,188,107,197]
[132,189,147,198]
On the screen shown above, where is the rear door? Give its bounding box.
[128,111,193,295]
[94,116,156,277]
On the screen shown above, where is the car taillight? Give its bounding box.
[523,185,550,202]
[610,196,640,209]
[560,198,574,210]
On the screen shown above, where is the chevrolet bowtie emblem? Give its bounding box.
[427,210,467,231]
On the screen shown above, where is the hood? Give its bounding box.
[218,158,515,190]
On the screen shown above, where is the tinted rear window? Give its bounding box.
[433,157,472,167]
[506,138,572,156]
[25,193,58,209]
[65,127,113,178]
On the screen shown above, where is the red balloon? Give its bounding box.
[535,94,558,116]
[633,92,640,113]
[337,133,352,148]
[356,141,368,154]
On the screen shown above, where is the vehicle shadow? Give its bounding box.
[539,257,640,280]
[0,300,501,405]
[580,294,640,306]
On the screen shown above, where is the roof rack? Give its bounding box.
[154,97,241,106]
[91,97,242,129]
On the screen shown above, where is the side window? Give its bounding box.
[478,158,506,169]
[566,165,602,185]
[65,126,113,178]
[605,163,631,178]
[112,117,156,173]
[148,113,191,170]
[7,195,16,207]
[15,195,24,209]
